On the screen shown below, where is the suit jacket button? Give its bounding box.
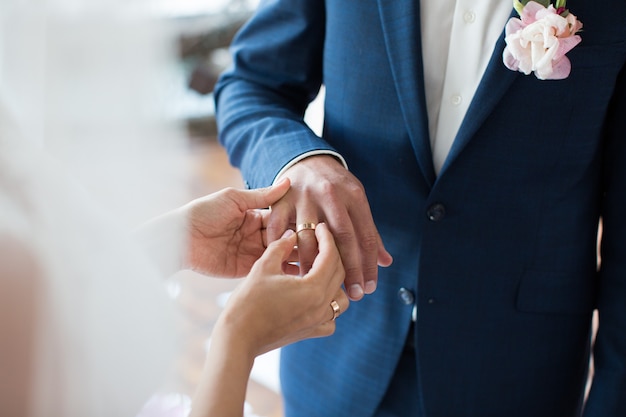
[427,203,446,221]
[398,287,415,305]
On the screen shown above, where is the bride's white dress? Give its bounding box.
[0,2,192,416]
[0,117,180,417]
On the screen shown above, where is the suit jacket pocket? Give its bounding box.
[516,269,596,315]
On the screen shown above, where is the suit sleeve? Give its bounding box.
[584,59,626,417]
[213,0,334,189]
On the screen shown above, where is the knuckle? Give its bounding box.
[359,234,379,251]
[316,178,336,194]
[347,181,366,197]
[343,265,362,282]
[332,228,356,244]
[220,186,239,199]
[324,324,336,336]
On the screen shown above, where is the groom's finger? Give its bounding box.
[295,209,319,276]
[265,197,293,244]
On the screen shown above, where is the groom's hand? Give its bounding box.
[266,155,393,300]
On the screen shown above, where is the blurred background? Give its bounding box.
[0,0,293,415]
[156,2,287,415]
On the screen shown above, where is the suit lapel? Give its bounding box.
[377,0,436,187]
[377,2,518,184]
[438,10,519,176]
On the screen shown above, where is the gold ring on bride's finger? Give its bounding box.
[296,222,317,234]
[330,300,341,321]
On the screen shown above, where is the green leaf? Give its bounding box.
[514,0,551,15]
[513,0,525,15]
[555,0,567,9]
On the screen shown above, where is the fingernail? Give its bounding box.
[281,229,295,238]
[349,284,364,300]
[364,280,377,294]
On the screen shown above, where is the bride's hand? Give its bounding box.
[183,178,291,277]
[190,223,348,417]
[213,222,349,357]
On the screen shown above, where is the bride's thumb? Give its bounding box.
[241,178,291,210]
[263,228,297,263]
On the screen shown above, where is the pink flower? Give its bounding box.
[503,1,583,80]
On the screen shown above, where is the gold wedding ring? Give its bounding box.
[296,222,317,234]
[330,300,341,321]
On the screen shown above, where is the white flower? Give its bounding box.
[503,1,583,80]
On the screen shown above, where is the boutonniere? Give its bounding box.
[503,0,583,80]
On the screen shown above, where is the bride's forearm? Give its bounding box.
[189,320,256,417]
[0,239,40,417]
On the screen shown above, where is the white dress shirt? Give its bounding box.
[422,0,513,173]
[277,0,513,181]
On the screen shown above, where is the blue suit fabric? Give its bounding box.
[215,1,626,416]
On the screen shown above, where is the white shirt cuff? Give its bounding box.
[272,150,348,185]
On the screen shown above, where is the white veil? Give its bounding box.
[0,1,191,416]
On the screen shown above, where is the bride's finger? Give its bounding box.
[329,289,350,321]
[308,321,337,339]
[283,262,300,275]
[285,249,299,263]
[295,212,320,276]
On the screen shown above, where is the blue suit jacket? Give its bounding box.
[215,1,626,415]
